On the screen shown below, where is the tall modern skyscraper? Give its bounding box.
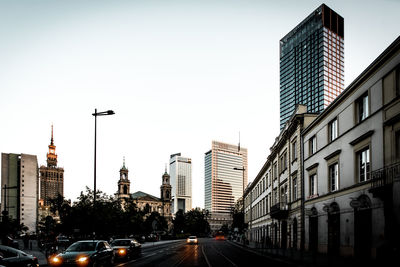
[169,153,192,213]
[280,4,344,129]
[204,141,247,231]
[1,153,39,233]
[39,125,64,207]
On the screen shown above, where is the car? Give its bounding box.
[110,239,141,261]
[215,231,226,241]
[0,244,39,267]
[186,236,198,244]
[49,240,114,266]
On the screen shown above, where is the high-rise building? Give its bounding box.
[280,4,344,129]
[169,153,192,213]
[204,141,247,231]
[39,125,64,207]
[1,153,39,233]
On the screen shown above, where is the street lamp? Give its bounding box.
[92,108,114,238]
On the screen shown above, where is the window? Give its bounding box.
[309,136,317,155]
[292,140,297,161]
[396,131,400,161]
[293,177,298,200]
[329,118,338,141]
[358,147,370,182]
[310,174,317,196]
[357,93,369,122]
[273,163,278,180]
[280,152,287,173]
[329,163,339,192]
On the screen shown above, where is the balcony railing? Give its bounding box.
[370,162,400,188]
[270,201,289,220]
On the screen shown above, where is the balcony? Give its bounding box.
[270,201,289,220]
[369,162,400,198]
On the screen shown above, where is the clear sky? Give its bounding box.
[0,0,399,208]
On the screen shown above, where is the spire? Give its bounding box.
[165,163,167,174]
[123,156,126,168]
[51,124,54,146]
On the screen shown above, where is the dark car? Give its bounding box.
[110,239,141,261]
[49,240,114,267]
[0,245,39,267]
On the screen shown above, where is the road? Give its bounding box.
[116,238,293,267]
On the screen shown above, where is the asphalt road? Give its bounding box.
[116,238,293,267]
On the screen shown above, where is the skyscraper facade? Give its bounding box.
[204,141,247,231]
[39,125,64,207]
[169,153,192,213]
[1,153,39,233]
[280,4,344,129]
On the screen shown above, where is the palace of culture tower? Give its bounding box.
[39,125,64,208]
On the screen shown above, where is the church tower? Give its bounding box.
[117,157,130,200]
[160,166,172,220]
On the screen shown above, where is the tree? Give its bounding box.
[172,208,210,237]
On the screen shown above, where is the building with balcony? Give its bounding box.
[302,36,400,260]
[244,105,316,249]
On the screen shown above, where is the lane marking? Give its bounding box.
[211,244,238,267]
[201,244,212,267]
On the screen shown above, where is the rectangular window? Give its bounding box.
[293,177,298,200]
[309,136,317,155]
[310,174,317,196]
[396,131,400,160]
[273,163,277,180]
[357,93,369,122]
[292,140,297,161]
[329,118,338,141]
[329,163,339,192]
[358,147,370,182]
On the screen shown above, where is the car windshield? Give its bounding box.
[189,236,196,239]
[66,242,96,252]
[111,240,131,246]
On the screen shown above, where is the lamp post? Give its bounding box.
[92,108,114,238]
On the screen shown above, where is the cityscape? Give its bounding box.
[1,1,399,266]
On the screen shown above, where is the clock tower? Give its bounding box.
[117,157,130,200]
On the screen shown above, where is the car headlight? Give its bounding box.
[77,256,89,264]
[50,256,62,264]
[118,248,126,255]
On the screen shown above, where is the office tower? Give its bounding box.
[39,125,64,207]
[204,141,247,230]
[1,153,39,233]
[280,4,344,129]
[169,153,192,213]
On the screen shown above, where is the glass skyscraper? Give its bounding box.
[280,4,344,129]
[204,141,248,214]
[169,153,192,213]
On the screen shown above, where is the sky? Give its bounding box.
[0,0,399,209]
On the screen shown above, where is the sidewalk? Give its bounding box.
[229,240,386,267]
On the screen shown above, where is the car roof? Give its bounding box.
[0,245,27,256]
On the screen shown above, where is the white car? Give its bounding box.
[186,236,198,244]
